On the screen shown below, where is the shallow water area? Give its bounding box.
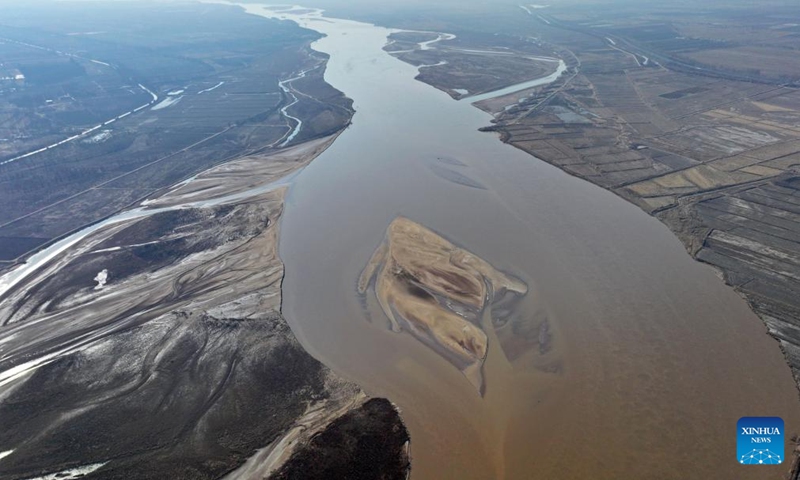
[236,3,800,479]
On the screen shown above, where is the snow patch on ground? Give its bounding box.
[151,96,183,111]
[94,269,109,290]
[23,462,107,480]
[84,129,112,144]
[198,81,225,94]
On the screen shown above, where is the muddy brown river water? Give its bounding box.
[241,4,800,479]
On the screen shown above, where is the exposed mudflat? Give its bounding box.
[359,217,527,393]
[0,136,409,480]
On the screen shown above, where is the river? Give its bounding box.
[240,4,800,479]
[2,2,792,477]
[466,59,566,103]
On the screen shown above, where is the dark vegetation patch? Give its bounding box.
[18,58,86,85]
[270,398,411,480]
[0,236,50,260]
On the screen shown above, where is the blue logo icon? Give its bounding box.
[737,417,784,465]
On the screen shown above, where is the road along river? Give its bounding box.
[239,4,800,480]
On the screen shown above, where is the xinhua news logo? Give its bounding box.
[737,417,784,465]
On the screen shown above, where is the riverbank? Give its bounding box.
[0,107,409,480]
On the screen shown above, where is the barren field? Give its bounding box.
[683,47,800,79]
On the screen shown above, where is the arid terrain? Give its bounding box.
[0,136,410,480]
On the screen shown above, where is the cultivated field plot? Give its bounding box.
[683,47,800,81]
[491,42,800,213]
[620,87,800,206]
[663,177,800,379]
